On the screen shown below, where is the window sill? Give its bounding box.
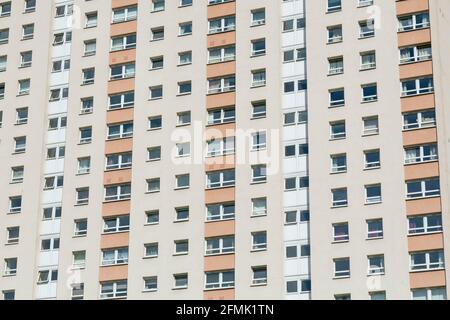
[145,191,161,194]
[205,218,235,224]
[362,132,379,137]
[73,234,87,239]
[361,99,378,104]
[364,201,382,206]
[250,283,267,287]
[74,202,89,207]
[102,230,129,236]
[401,91,434,99]
[366,236,383,241]
[173,252,188,256]
[176,92,192,97]
[204,252,235,258]
[332,240,349,244]
[142,289,157,293]
[177,62,192,67]
[331,205,348,209]
[407,231,442,237]
[143,256,158,260]
[204,286,235,292]
[9,180,23,184]
[405,195,440,201]
[251,213,267,218]
[174,186,190,191]
[148,97,163,101]
[363,166,381,171]
[333,276,350,280]
[250,248,267,253]
[409,268,444,273]
[102,198,131,204]
[330,170,347,175]
[172,286,188,291]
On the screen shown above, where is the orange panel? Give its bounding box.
[396,0,429,16]
[400,61,433,80]
[205,188,235,204]
[208,32,236,49]
[204,220,235,238]
[105,138,133,154]
[204,254,235,272]
[401,93,435,112]
[108,78,135,95]
[408,233,444,252]
[101,232,130,249]
[104,169,132,185]
[106,108,134,124]
[398,29,431,48]
[410,270,446,289]
[403,127,437,146]
[206,92,236,108]
[207,61,236,78]
[111,20,137,37]
[404,162,439,180]
[205,155,235,172]
[112,0,138,9]
[109,49,136,65]
[99,265,128,282]
[102,200,131,217]
[204,289,235,300]
[406,197,441,216]
[205,123,235,140]
[207,1,236,19]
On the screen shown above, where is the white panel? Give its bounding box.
[283,189,308,207]
[283,91,306,109]
[36,282,57,300]
[48,100,68,115]
[282,31,305,47]
[282,0,304,17]
[40,220,61,236]
[284,223,309,242]
[283,124,308,141]
[282,61,306,78]
[47,129,66,144]
[285,258,310,276]
[285,292,311,300]
[51,44,71,58]
[42,189,63,203]
[283,156,308,175]
[39,251,59,267]
[49,71,69,86]
[44,159,65,175]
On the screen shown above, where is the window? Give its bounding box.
[11,166,24,183]
[206,169,235,189]
[405,144,438,164]
[284,210,309,225]
[24,0,36,13]
[74,219,87,237]
[328,56,343,75]
[43,175,64,190]
[252,198,267,216]
[37,269,58,284]
[368,255,385,275]
[143,277,157,291]
[104,184,132,201]
[208,75,236,94]
[152,0,165,12]
[112,6,137,23]
[100,281,127,299]
[335,294,351,300]
[20,51,32,67]
[362,83,378,102]
[284,176,309,190]
[252,100,266,119]
[208,16,235,34]
[174,274,188,289]
[18,79,30,95]
[365,184,382,204]
[49,87,69,101]
[175,174,190,189]
[208,45,235,64]
[144,243,158,258]
[412,287,446,300]
[370,291,386,300]
[330,121,346,139]
[327,25,342,43]
[180,0,192,7]
[148,116,162,130]
[151,27,164,41]
[251,39,266,56]
[327,0,341,12]
[4,258,17,276]
[286,244,310,258]
[16,108,29,125]
[150,56,164,69]
[111,34,136,51]
[146,210,160,225]
[6,227,19,244]
[107,122,133,140]
[178,51,192,65]
[329,88,345,107]
[174,240,189,255]
[359,20,375,38]
[175,207,189,222]
[400,44,432,64]
[367,219,383,239]
[48,116,67,130]
[46,144,65,157]
[110,63,135,80]
[205,236,234,255]
[108,92,134,110]
[283,48,306,62]
[252,266,267,285]
[83,40,96,56]
[398,13,430,32]
[403,110,435,130]
[252,231,267,251]
[102,248,128,265]
[364,149,381,169]
[205,271,235,289]
[72,251,86,269]
[0,2,11,17]
[85,12,98,28]
[333,223,349,242]
[147,147,161,161]
[179,22,192,35]
[81,97,94,114]
[206,202,235,221]
[0,55,6,72]
[176,142,191,157]
[251,9,265,26]
[52,58,70,72]
[251,131,266,150]
[408,214,442,235]
[14,136,26,153]
[207,107,235,125]
[332,188,348,207]
[331,154,347,173]
[146,178,161,193]
[334,258,350,278]
[105,152,132,170]
[363,116,379,135]
[178,81,192,95]
[251,165,267,183]
[77,157,91,174]
[360,51,376,70]
[401,77,434,96]
[410,250,445,271]
[150,85,163,99]
[42,206,62,220]
[0,28,8,44]
[41,237,60,251]
[3,290,15,300]
[177,111,191,126]
[251,69,266,87]
[406,178,440,199]
[104,215,130,233]
[286,279,311,294]
[71,283,84,300]
[76,188,89,205]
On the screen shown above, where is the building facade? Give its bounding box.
[0,0,449,300]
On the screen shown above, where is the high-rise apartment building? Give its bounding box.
[0,0,449,300]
